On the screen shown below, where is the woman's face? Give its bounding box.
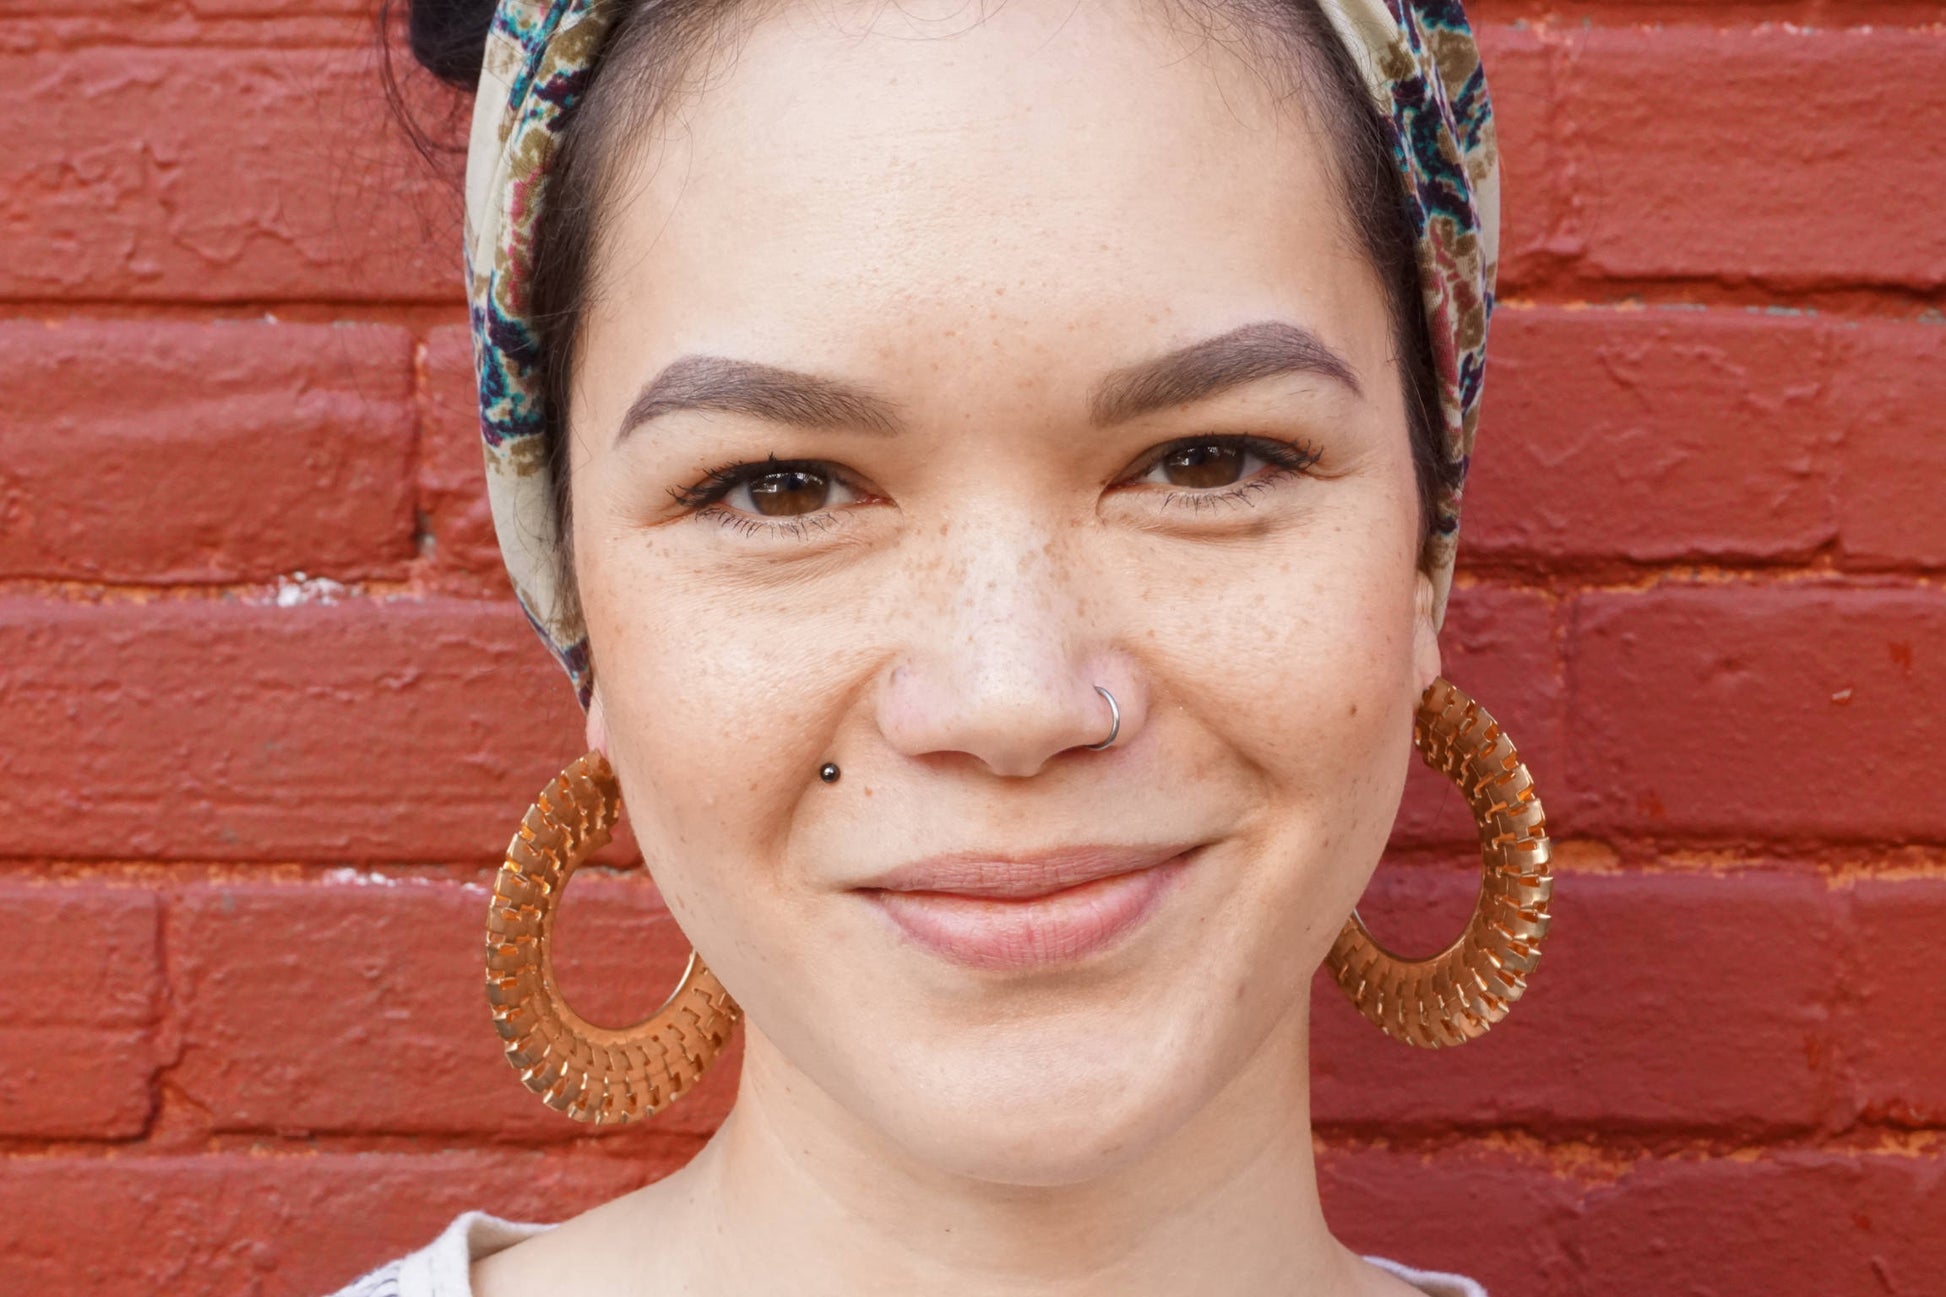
[567,0,1438,1184]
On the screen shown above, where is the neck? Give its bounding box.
[645,1000,1355,1297]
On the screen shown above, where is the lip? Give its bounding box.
[858,843,1200,971]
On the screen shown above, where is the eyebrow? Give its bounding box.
[616,354,901,444]
[615,319,1359,444]
[1089,320,1361,426]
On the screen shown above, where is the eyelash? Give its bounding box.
[668,435,1322,537]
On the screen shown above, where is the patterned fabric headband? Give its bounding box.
[463,0,1500,707]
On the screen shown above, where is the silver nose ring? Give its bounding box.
[1085,685,1120,750]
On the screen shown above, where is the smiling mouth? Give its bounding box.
[857,844,1201,971]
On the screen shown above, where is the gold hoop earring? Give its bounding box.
[1326,678,1553,1048]
[485,751,741,1124]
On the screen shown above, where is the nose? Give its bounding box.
[873,514,1144,779]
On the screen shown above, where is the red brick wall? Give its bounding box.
[4,5,1941,1294]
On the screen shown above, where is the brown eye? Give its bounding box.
[1157,442,1245,488]
[744,466,832,516]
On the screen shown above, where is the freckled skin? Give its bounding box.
[479,0,1441,1295]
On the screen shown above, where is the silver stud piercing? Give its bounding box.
[1085,685,1120,751]
[819,762,841,783]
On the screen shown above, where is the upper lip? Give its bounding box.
[858,843,1200,900]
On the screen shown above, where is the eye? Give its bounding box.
[669,456,868,525]
[1144,441,1251,488]
[1127,435,1319,492]
[734,464,852,517]
[669,451,883,537]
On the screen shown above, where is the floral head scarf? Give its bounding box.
[463,0,1500,707]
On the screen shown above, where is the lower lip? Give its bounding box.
[864,853,1194,972]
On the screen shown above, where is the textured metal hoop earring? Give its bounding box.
[485,752,741,1124]
[1326,678,1553,1048]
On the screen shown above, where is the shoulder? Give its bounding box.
[325,1212,553,1297]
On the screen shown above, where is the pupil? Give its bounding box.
[748,468,829,517]
[1163,443,1244,489]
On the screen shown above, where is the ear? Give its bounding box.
[585,686,610,759]
[1412,570,1442,694]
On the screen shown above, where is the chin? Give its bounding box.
[883,1079,1200,1189]
[841,1000,1245,1189]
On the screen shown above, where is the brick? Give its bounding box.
[1565,585,1946,841]
[0,48,460,302]
[1556,28,1946,290]
[6,0,366,11]
[1831,320,1946,568]
[1324,1145,1946,1296]
[0,598,583,862]
[0,1026,158,1139]
[420,324,516,593]
[0,888,162,1138]
[168,878,736,1140]
[0,321,416,582]
[11,888,160,1026]
[1467,308,1835,564]
[2,14,388,54]
[1391,584,1561,846]
[1313,867,1840,1133]
[1318,1143,1577,1293]
[1846,876,1946,1127]
[1571,1151,1946,1296]
[186,0,372,12]
[0,1151,674,1297]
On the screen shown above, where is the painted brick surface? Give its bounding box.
[0,889,162,1137]
[0,1153,679,1297]
[1314,866,1843,1134]
[1832,319,1946,568]
[5,10,1940,1295]
[1468,307,1837,564]
[1846,876,1946,1128]
[0,598,582,862]
[0,48,457,302]
[0,320,417,582]
[1555,28,1946,290]
[1565,585,1944,842]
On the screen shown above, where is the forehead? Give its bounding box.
[582,0,1381,389]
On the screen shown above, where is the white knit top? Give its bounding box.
[329,1211,1486,1296]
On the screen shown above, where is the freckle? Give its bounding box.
[863,786,874,797]
[1347,703,1358,717]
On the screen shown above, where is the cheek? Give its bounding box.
[575,538,856,908]
[1134,488,1426,983]
[1143,504,1423,791]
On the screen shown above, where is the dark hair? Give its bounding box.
[390,0,1452,615]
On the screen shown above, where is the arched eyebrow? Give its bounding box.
[616,355,901,444]
[615,319,1359,444]
[1088,320,1361,426]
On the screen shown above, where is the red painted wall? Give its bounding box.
[4,4,1942,1293]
